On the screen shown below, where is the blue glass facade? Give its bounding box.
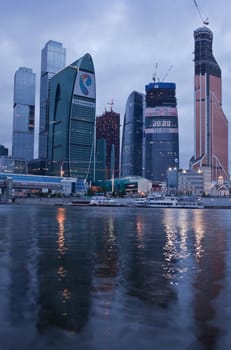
[39,41,66,159]
[144,82,179,182]
[12,67,36,161]
[48,53,96,181]
[121,91,144,177]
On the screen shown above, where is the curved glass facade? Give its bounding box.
[48,53,96,181]
[121,91,144,177]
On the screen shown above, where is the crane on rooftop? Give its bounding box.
[193,0,209,26]
[162,65,173,82]
[152,62,159,82]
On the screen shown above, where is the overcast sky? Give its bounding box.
[0,0,231,168]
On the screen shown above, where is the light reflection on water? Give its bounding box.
[0,205,231,349]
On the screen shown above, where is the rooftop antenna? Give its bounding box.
[193,0,209,25]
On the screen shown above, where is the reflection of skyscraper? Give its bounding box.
[48,53,96,181]
[12,67,36,161]
[144,82,179,182]
[39,41,66,159]
[121,91,144,177]
[96,108,120,180]
[191,27,229,181]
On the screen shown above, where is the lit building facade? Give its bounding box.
[144,82,179,182]
[48,53,96,182]
[12,67,35,161]
[121,91,144,177]
[39,40,66,159]
[96,108,120,181]
[178,169,204,196]
[191,27,229,181]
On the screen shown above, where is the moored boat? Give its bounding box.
[89,196,120,206]
[176,197,204,208]
[145,194,178,208]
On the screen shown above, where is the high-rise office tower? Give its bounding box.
[191,27,229,181]
[48,53,96,181]
[12,67,36,161]
[39,40,66,159]
[121,91,144,177]
[0,144,8,156]
[144,82,179,182]
[95,107,120,181]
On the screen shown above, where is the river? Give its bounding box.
[0,204,231,349]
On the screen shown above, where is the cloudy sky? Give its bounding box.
[0,0,231,168]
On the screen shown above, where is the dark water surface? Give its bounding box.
[1,204,231,350]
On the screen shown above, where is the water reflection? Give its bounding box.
[119,211,176,308]
[193,210,205,261]
[37,206,93,333]
[56,207,66,256]
[162,210,191,285]
[1,206,231,349]
[192,212,227,349]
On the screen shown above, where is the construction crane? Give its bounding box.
[162,65,173,82]
[107,99,114,112]
[193,0,209,25]
[152,62,159,82]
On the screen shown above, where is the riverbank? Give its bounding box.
[7,196,231,208]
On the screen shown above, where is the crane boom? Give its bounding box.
[193,0,209,25]
[152,62,158,82]
[162,65,173,82]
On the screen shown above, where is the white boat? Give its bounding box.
[144,194,204,209]
[176,197,204,208]
[130,198,146,207]
[145,194,178,208]
[89,196,119,206]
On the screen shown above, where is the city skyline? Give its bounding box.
[0,0,231,169]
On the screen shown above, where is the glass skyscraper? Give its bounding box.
[121,91,144,177]
[48,53,96,181]
[191,27,229,181]
[144,82,179,182]
[39,40,66,159]
[12,67,36,161]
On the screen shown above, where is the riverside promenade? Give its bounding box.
[12,196,231,208]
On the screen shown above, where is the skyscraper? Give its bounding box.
[95,107,120,181]
[39,40,66,159]
[144,82,179,182]
[121,91,144,177]
[12,67,36,161]
[48,53,96,181]
[191,27,229,181]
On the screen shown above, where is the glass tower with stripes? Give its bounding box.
[12,67,36,161]
[39,40,66,160]
[48,53,96,182]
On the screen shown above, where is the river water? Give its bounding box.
[0,204,231,350]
